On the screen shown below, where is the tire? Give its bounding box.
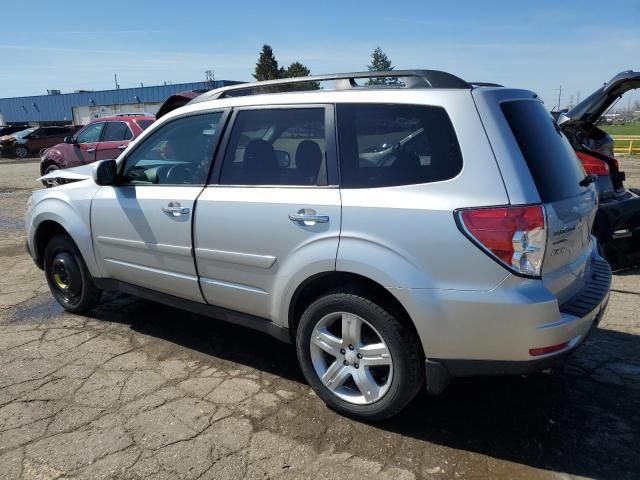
[44,234,101,313]
[42,164,60,188]
[296,289,424,421]
[14,145,29,158]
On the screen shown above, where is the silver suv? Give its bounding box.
[26,70,611,420]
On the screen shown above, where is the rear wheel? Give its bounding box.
[44,234,101,313]
[296,289,424,421]
[15,146,29,158]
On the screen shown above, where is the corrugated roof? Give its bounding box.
[0,80,241,123]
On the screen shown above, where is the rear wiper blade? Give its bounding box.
[579,174,596,187]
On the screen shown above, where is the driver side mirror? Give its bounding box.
[93,159,117,186]
[63,136,76,145]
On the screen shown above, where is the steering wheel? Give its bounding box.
[165,164,197,184]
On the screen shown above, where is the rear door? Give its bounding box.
[97,121,134,160]
[193,105,340,320]
[500,99,598,303]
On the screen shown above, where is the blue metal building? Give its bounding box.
[0,80,241,125]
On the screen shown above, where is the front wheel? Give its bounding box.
[44,234,101,313]
[296,289,424,421]
[15,146,29,158]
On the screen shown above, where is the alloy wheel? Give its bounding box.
[309,311,393,405]
[15,146,28,158]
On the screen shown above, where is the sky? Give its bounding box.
[1,0,638,109]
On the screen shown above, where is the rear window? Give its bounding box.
[337,103,463,188]
[501,100,585,203]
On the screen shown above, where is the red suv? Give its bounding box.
[40,113,154,178]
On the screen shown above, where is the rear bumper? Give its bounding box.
[392,253,612,393]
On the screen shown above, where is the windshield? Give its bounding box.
[15,128,36,138]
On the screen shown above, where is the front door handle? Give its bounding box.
[117,145,127,150]
[288,212,329,224]
[163,202,190,217]
[86,148,96,153]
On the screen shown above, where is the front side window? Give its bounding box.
[102,122,133,142]
[121,112,222,185]
[76,123,104,144]
[337,103,463,188]
[220,108,326,186]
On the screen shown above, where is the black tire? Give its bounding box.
[296,289,424,421]
[44,234,101,313]
[14,145,29,158]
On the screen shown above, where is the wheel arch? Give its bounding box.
[30,202,99,277]
[287,271,424,357]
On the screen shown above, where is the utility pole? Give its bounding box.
[114,73,119,90]
[557,85,562,110]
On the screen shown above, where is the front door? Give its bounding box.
[91,111,226,302]
[194,106,341,320]
[72,122,105,165]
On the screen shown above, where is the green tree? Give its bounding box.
[367,47,395,85]
[253,44,282,81]
[282,62,320,91]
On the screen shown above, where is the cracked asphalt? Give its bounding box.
[1,158,639,480]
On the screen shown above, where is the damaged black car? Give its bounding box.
[556,71,640,269]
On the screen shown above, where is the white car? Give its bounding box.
[27,70,610,420]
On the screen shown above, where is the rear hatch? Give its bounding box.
[561,71,640,126]
[501,100,598,304]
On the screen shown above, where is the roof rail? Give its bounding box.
[113,112,155,117]
[190,69,470,103]
[470,82,503,88]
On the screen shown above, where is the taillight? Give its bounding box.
[457,205,547,277]
[576,151,609,176]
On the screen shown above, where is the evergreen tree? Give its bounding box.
[282,62,320,90]
[367,47,395,85]
[253,45,282,81]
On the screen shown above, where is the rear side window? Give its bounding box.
[337,104,463,188]
[136,119,154,131]
[501,100,585,203]
[220,108,327,186]
[102,122,133,141]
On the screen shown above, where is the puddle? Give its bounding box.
[0,187,30,195]
[0,218,24,229]
[4,294,63,323]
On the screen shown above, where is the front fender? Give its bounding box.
[29,181,100,276]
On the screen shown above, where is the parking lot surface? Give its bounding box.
[1,158,639,480]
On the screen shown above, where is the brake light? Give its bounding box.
[458,205,547,277]
[576,151,609,176]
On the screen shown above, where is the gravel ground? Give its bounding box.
[0,157,639,480]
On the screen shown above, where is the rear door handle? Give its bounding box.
[288,212,329,224]
[117,145,127,150]
[86,148,96,153]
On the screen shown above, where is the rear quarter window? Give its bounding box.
[337,103,463,188]
[501,100,586,203]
